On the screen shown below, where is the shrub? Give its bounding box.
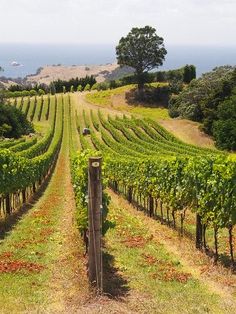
[0,103,34,138]
[84,84,91,91]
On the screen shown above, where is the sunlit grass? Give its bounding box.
[105,194,228,313]
[86,83,170,120]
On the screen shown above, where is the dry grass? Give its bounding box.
[27,63,118,85]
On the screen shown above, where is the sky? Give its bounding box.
[0,0,236,46]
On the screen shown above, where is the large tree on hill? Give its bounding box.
[116,26,167,94]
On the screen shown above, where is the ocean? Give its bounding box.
[0,43,235,79]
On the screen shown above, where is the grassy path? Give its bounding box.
[0,102,89,313]
[96,190,236,314]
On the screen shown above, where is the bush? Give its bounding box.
[212,94,236,150]
[84,84,91,91]
[169,66,236,128]
[0,103,34,138]
[38,89,45,95]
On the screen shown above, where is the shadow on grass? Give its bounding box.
[125,87,169,108]
[103,248,130,299]
[112,190,236,273]
[0,157,56,240]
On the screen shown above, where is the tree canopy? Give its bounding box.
[116,26,167,91]
[0,103,34,138]
[169,66,236,151]
[213,93,236,150]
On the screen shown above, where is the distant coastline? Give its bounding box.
[0,43,236,81]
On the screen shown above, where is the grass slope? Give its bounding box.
[103,190,236,314]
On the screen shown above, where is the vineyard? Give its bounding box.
[0,95,62,219]
[1,92,236,313]
[74,101,236,265]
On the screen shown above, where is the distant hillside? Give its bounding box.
[25,63,134,85]
[0,77,17,89]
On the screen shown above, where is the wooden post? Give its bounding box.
[88,157,103,293]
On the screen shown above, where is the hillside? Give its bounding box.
[85,85,215,148]
[26,63,120,85]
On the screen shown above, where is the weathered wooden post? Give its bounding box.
[88,157,103,293]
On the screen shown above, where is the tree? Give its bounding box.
[77,85,83,92]
[0,123,12,137]
[0,103,34,138]
[29,89,37,97]
[38,89,45,96]
[116,26,167,93]
[84,84,91,91]
[183,65,196,84]
[49,83,56,95]
[70,85,74,93]
[213,94,236,150]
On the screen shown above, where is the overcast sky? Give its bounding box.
[1,0,236,45]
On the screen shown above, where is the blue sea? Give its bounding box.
[0,43,235,79]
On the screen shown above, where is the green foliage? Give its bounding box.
[169,66,236,150]
[49,83,56,95]
[30,89,37,96]
[53,76,96,93]
[116,26,167,90]
[70,85,74,93]
[169,66,236,123]
[213,95,236,150]
[71,150,110,235]
[84,83,91,91]
[0,97,63,194]
[38,89,45,96]
[0,102,34,138]
[0,123,12,137]
[77,84,83,92]
[183,65,196,83]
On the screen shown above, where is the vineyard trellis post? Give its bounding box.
[88,157,103,293]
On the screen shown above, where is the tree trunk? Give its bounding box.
[128,187,132,203]
[22,189,26,203]
[114,181,118,193]
[160,200,163,223]
[214,227,219,263]
[149,195,154,217]
[166,207,170,225]
[228,225,234,266]
[6,194,11,215]
[196,214,203,249]
[203,224,207,251]
[172,210,176,229]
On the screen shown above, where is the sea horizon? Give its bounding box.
[0,43,236,79]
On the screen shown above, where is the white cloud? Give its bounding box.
[0,0,236,45]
